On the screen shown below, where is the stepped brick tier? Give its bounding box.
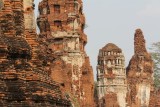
[126,29,154,107]
[37,0,95,106]
[97,43,127,107]
[0,0,71,106]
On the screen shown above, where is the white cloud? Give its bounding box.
[137,4,160,17]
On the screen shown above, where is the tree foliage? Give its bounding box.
[150,42,160,89]
[0,0,3,10]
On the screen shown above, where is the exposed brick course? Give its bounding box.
[0,0,71,106]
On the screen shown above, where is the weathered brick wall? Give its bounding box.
[0,0,71,106]
[37,0,95,106]
[99,93,119,107]
[0,0,15,37]
[126,29,154,107]
[149,89,160,107]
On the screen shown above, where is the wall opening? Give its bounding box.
[54,4,60,14]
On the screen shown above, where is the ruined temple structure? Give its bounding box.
[96,29,157,107]
[97,43,127,107]
[1,0,157,106]
[126,29,154,107]
[0,0,71,106]
[37,0,95,106]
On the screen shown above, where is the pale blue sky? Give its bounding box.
[34,0,160,79]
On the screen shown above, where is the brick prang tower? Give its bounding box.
[37,0,95,106]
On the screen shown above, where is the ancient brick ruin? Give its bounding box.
[96,29,160,107]
[37,0,95,106]
[97,43,127,107]
[126,29,154,107]
[0,0,95,106]
[0,0,159,107]
[0,0,70,106]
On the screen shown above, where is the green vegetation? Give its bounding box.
[0,0,3,10]
[150,42,160,89]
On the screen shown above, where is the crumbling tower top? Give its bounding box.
[134,29,147,55]
[101,43,122,53]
